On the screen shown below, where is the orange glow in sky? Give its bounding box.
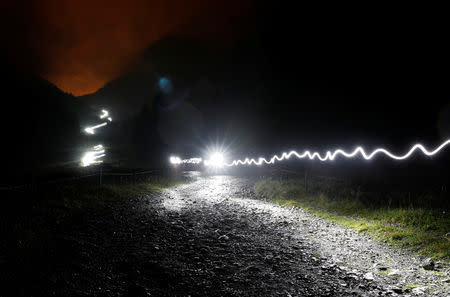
[19,0,249,96]
[34,0,214,95]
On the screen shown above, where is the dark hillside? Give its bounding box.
[0,68,83,182]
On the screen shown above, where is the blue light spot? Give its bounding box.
[159,77,169,88]
[158,77,173,94]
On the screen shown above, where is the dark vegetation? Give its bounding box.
[1,70,80,177]
[255,175,450,260]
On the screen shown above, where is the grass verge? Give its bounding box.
[4,177,184,254]
[255,178,450,261]
[1,177,184,293]
[52,177,184,210]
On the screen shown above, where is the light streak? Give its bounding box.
[170,156,202,165]
[84,109,112,134]
[81,109,112,166]
[81,144,105,167]
[100,109,109,119]
[184,157,202,164]
[168,139,450,167]
[84,122,107,134]
[225,139,450,166]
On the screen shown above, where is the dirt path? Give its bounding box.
[3,174,449,296]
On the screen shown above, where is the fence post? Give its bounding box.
[304,170,308,192]
[31,174,36,194]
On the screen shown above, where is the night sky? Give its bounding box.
[2,1,449,174]
[4,0,254,95]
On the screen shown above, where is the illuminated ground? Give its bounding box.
[2,174,449,296]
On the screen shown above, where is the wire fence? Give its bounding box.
[0,169,161,192]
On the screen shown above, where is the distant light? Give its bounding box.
[107,117,112,122]
[204,152,225,167]
[84,122,107,135]
[170,156,182,165]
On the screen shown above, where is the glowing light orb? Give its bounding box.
[205,152,225,167]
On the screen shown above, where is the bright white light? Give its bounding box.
[170,156,182,165]
[205,152,225,167]
[100,109,109,119]
[225,139,450,166]
[81,144,105,167]
[84,122,107,135]
[107,117,112,122]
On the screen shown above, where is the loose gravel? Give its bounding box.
[2,173,448,296]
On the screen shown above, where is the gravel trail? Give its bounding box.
[3,174,449,296]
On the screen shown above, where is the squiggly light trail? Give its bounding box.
[81,109,111,166]
[84,122,107,134]
[100,109,109,119]
[224,139,450,166]
[84,109,112,135]
[170,156,202,165]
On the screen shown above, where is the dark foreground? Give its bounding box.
[1,174,448,296]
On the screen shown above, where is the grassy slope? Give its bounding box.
[46,178,184,211]
[254,178,450,261]
[9,178,183,258]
